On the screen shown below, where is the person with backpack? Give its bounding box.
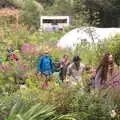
[37,51,54,88]
[6,48,18,61]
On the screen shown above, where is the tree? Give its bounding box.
[84,0,120,27]
[36,0,55,7]
[9,0,43,27]
[0,0,17,8]
[43,0,74,16]
[42,0,92,27]
[72,0,100,27]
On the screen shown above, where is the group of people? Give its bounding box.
[37,51,86,88]
[37,51,120,89]
[1,47,120,89]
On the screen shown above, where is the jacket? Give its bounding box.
[37,56,54,75]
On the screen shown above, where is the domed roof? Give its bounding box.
[57,27,120,49]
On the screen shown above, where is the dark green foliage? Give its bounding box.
[0,0,17,8]
[36,0,55,7]
[7,0,120,27]
[84,0,120,27]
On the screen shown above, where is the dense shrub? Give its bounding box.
[97,34,120,66]
[1,27,120,120]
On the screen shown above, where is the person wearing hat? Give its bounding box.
[37,50,54,88]
[67,56,85,86]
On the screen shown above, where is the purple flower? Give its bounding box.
[21,44,37,55]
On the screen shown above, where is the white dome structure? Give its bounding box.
[57,27,120,49]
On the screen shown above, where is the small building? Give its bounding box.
[40,16,72,31]
[0,0,21,38]
[0,0,20,27]
[0,8,20,26]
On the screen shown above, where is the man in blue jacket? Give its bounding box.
[38,51,54,88]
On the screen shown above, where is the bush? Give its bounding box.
[0,88,76,120]
[97,34,120,66]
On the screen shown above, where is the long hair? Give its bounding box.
[97,53,114,82]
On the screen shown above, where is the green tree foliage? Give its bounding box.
[43,0,74,16]
[97,34,120,66]
[84,0,120,27]
[72,0,91,26]
[0,0,17,8]
[9,0,43,27]
[36,0,55,8]
[6,0,120,27]
[21,0,42,27]
[42,0,93,27]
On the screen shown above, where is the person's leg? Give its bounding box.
[43,74,49,88]
[59,71,64,82]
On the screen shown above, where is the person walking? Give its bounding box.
[37,51,54,88]
[58,55,70,82]
[67,56,85,86]
[95,52,118,88]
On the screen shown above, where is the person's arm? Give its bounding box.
[81,64,85,74]
[37,57,43,73]
[56,62,61,71]
[67,65,72,76]
[57,61,63,71]
[49,57,55,73]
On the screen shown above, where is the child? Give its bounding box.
[6,48,18,61]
